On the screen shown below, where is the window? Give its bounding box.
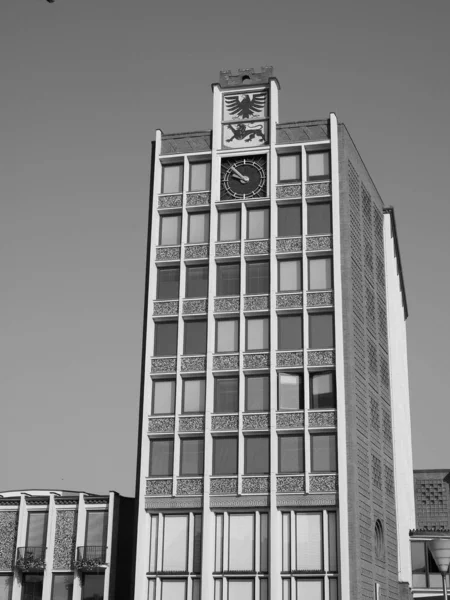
[247,208,269,239]
[190,162,211,191]
[228,580,253,600]
[152,380,175,415]
[296,580,323,600]
[278,373,303,410]
[162,164,183,194]
[159,214,182,245]
[279,154,301,182]
[188,212,210,244]
[213,436,238,475]
[163,515,188,571]
[246,375,269,411]
[311,372,336,409]
[307,150,330,181]
[180,439,204,475]
[216,319,239,353]
[82,574,104,600]
[229,515,254,571]
[308,202,332,235]
[246,317,269,351]
[309,257,333,290]
[157,267,180,300]
[154,322,178,356]
[309,313,334,348]
[278,315,303,350]
[247,261,269,294]
[279,435,304,473]
[279,260,301,292]
[184,320,207,355]
[328,512,338,572]
[186,265,209,298]
[149,439,174,476]
[26,512,48,547]
[278,205,301,237]
[218,210,241,241]
[0,576,12,600]
[296,513,323,570]
[22,575,43,599]
[161,580,186,600]
[215,377,239,413]
[245,436,270,474]
[311,434,337,472]
[85,511,108,547]
[217,263,240,296]
[183,379,206,413]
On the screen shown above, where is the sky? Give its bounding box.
[1,0,449,497]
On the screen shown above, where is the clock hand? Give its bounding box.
[229,165,249,183]
[232,173,250,183]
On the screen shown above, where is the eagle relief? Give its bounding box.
[222,92,269,148]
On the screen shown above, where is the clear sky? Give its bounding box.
[1,0,449,497]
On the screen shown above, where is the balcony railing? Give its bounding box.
[16,547,46,571]
[74,546,107,572]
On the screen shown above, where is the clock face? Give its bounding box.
[221,156,267,200]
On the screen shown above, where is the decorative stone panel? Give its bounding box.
[308,350,335,367]
[181,356,206,372]
[276,293,303,310]
[305,182,332,197]
[305,236,333,252]
[215,242,241,257]
[146,479,173,496]
[308,411,337,427]
[210,478,238,495]
[309,474,338,493]
[277,476,305,493]
[276,412,305,429]
[178,416,205,432]
[185,244,209,260]
[243,413,270,430]
[211,415,238,431]
[307,292,333,307]
[213,354,239,370]
[214,297,240,313]
[276,237,302,253]
[0,511,18,570]
[151,358,177,373]
[154,301,179,316]
[276,351,303,368]
[161,131,212,155]
[243,353,270,369]
[244,295,269,312]
[186,192,211,206]
[244,240,270,255]
[148,417,175,433]
[242,477,270,494]
[276,184,302,199]
[177,479,204,496]
[183,299,207,314]
[276,122,330,144]
[158,194,182,209]
[156,246,181,261]
[53,510,77,569]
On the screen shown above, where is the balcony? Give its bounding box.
[16,547,46,571]
[74,546,107,572]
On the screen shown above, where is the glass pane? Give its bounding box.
[183,379,206,413]
[260,579,268,600]
[157,268,180,299]
[279,373,302,410]
[22,575,43,600]
[279,436,304,473]
[247,262,270,294]
[247,318,269,351]
[0,576,13,600]
[248,208,269,239]
[309,258,332,290]
[27,512,48,547]
[296,514,322,570]
[149,515,158,572]
[229,516,254,571]
[328,512,338,572]
[155,322,178,356]
[215,378,239,412]
[217,264,240,296]
[160,215,181,246]
[180,439,204,475]
[186,266,209,298]
[219,211,240,241]
[51,575,74,600]
[188,213,210,244]
[162,164,183,194]
[308,151,330,180]
[296,580,323,600]
[82,574,104,600]
[184,321,207,355]
[85,512,108,547]
[311,434,337,472]
[260,513,269,572]
[329,578,338,600]
[279,154,301,182]
[190,162,211,191]
[282,579,290,600]
[214,579,222,600]
[149,439,173,476]
[193,515,202,573]
[309,314,334,349]
[216,320,239,353]
[278,205,301,237]
[215,514,224,572]
[192,579,201,600]
[163,516,188,571]
[245,436,270,474]
[308,202,332,235]
[228,581,253,600]
[161,580,186,600]
[279,260,301,292]
[213,437,238,475]
[411,541,426,574]
[153,380,175,415]
[148,579,156,600]
[412,574,426,587]
[278,315,303,350]
[282,513,291,571]
[246,376,269,411]
[311,372,335,409]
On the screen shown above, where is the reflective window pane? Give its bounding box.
[229,515,254,571]
[217,264,240,296]
[311,434,337,472]
[279,373,303,410]
[184,320,207,355]
[188,213,210,244]
[246,375,269,412]
[278,205,301,237]
[161,580,186,600]
[308,202,332,235]
[247,261,270,294]
[328,512,338,572]
[162,164,183,194]
[307,151,330,180]
[162,516,188,571]
[180,439,204,475]
[329,579,339,600]
[82,574,104,600]
[157,267,180,300]
[296,514,322,570]
[260,514,269,573]
[183,379,205,413]
[85,511,108,547]
[279,260,301,292]
[154,322,178,356]
[296,579,323,600]
[278,315,303,350]
[246,318,269,351]
[248,208,269,239]
[160,215,181,245]
[190,162,211,191]
[228,580,253,600]
[52,575,74,600]
[149,439,173,476]
[216,319,239,353]
[309,257,332,290]
[279,435,304,473]
[219,211,240,241]
[311,372,336,409]
[186,265,209,298]
[26,512,48,547]
[153,380,175,415]
[309,313,334,349]
[245,436,270,474]
[0,577,12,600]
[215,377,239,413]
[279,154,301,182]
[213,437,238,475]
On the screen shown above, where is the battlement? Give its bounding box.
[219,66,274,88]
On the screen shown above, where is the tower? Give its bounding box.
[134,67,415,600]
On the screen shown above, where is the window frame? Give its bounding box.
[278,259,302,292]
[278,434,305,474]
[245,374,270,412]
[214,376,239,413]
[244,435,270,475]
[159,214,182,246]
[246,317,270,351]
[215,318,239,354]
[189,161,211,192]
[156,266,180,300]
[310,433,337,473]
[182,378,206,414]
[184,319,208,355]
[246,260,270,295]
[216,262,241,297]
[278,204,302,237]
[278,372,304,411]
[187,211,210,244]
[152,378,176,415]
[154,321,178,357]
[309,312,335,349]
[307,150,331,182]
[212,436,238,475]
[278,314,303,351]
[161,164,184,194]
[149,438,174,477]
[247,207,270,240]
[307,201,332,235]
[278,153,301,183]
[185,264,209,299]
[218,210,241,242]
[308,256,333,291]
[310,371,336,409]
[180,438,204,476]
